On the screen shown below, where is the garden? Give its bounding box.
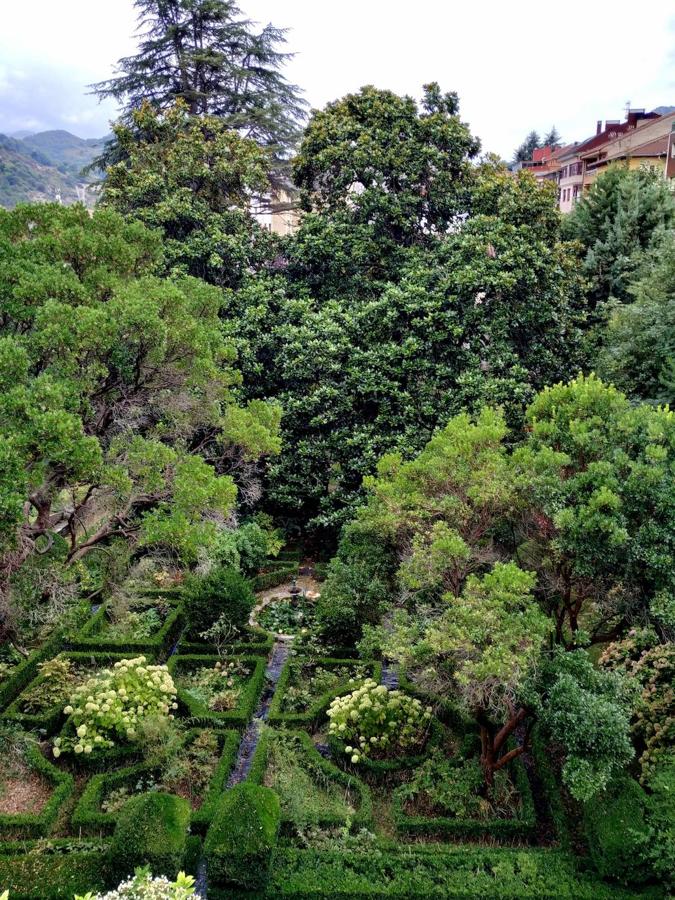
[0,10,673,894]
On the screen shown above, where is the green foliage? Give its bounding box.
[539,649,633,802]
[205,782,280,890]
[92,0,306,160]
[182,566,254,637]
[294,84,479,245]
[583,777,650,883]
[513,373,675,644]
[0,202,280,608]
[229,93,585,533]
[257,845,645,898]
[100,102,274,288]
[212,519,282,575]
[168,654,265,725]
[315,559,389,647]
[53,656,177,757]
[563,165,675,310]
[0,739,74,838]
[599,235,675,403]
[327,680,431,764]
[642,755,675,889]
[0,841,110,899]
[111,792,191,879]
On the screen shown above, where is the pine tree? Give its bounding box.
[91,0,306,159]
[512,130,541,163]
[543,126,562,148]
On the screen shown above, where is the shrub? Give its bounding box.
[110,792,191,879]
[75,867,196,899]
[583,777,650,883]
[315,558,389,647]
[182,567,254,637]
[205,783,280,890]
[53,656,177,757]
[643,755,675,889]
[327,680,431,763]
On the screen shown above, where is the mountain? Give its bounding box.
[0,129,106,208]
[22,130,108,178]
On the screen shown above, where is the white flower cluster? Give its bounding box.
[327,678,431,763]
[54,656,177,757]
[76,869,195,900]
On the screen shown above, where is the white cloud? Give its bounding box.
[0,0,673,153]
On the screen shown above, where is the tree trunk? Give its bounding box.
[476,706,528,793]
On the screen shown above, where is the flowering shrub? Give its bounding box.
[601,632,674,783]
[53,656,177,757]
[76,867,195,899]
[327,679,431,763]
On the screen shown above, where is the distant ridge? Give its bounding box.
[0,128,107,208]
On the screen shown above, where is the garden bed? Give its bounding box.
[248,728,372,832]
[0,741,74,838]
[68,597,183,654]
[2,651,143,734]
[269,658,382,726]
[178,624,274,657]
[72,727,239,835]
[168,654,266,726]
[254,593,318,636]
[390,747,537,841]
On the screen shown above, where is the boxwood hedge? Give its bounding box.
[67,598,184,654]
[0,742,74,839]
[168,653,266,727]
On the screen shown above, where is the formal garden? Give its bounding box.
[0,2,673,896]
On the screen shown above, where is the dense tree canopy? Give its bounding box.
[563,165,675,311]
[0,203,280,630]
[100,102,274,287]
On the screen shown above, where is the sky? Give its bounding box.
[1,0,674,159]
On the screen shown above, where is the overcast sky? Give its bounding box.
[1,0,673,158]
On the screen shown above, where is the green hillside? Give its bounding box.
[0,130,105,208]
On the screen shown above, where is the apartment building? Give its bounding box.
[556,109,675,212]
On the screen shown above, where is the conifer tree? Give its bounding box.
[91,0,306,160]
[512,130,541,163]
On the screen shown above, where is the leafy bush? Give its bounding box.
[53,656,177,757]
[327,680,431,763]
[583,777,650,883]
[205,783,280,890]
[643,755,675,889]
[111,792,191,879]
[213,520,282,575]
[315,559,389,647]
[182,567,254,637]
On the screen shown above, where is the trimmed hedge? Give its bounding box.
[71,728,240,835]
[0,839,110,899]
[2,650,145,734]
[268,658,382,727]
[0,633,63,713]
[0,742,74,838]
[247,728,372,830]
[390,746,537,841]
[252,565,300,592]
[110,791,190,878]
[178,624,274,657]
[583,777,650,883]
[222,845,661,899]
[168,654,266,727]
[328,716,446,780]
[67,598,183,653]
[205,782,281,891]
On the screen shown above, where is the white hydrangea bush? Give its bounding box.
[53,656,177,757]
[76,868,195,900]
[327,679,431,763]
